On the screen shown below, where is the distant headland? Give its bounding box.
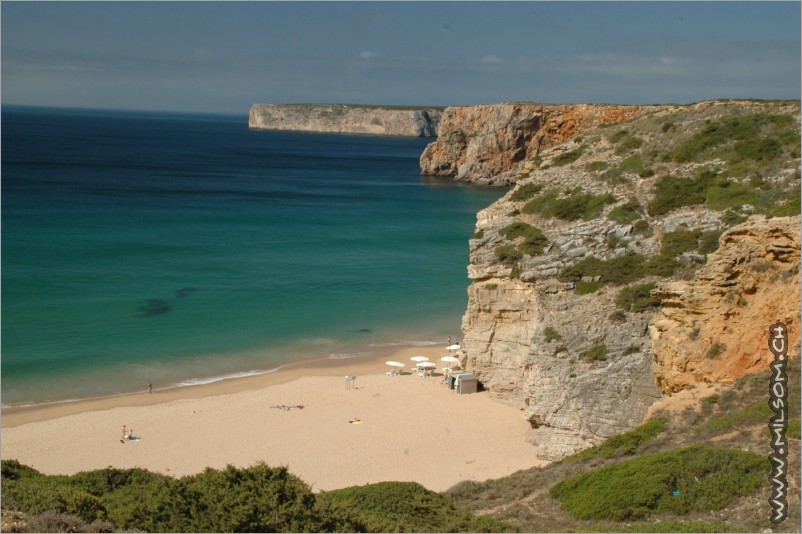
[248,103,444,137]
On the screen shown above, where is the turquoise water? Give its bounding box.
[1,107,503,406]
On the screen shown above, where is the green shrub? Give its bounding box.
[615,135,644,155]
[523,189,616,221]
[551,147,585,166]
[608,197,644,224]
[583,343,608,362]
[576,280,604,294]
[495,245,523,267]
[673,113,795,163]
[560,252,649,287]
[706,342,726,359]
[616,283,660,312]
[609,129,630,143]
[648,174,707,216]
[1,459,42,481]
[510,182,543,202]
[609,310,627,322]
[598,168,630,184]
[471,228,485,240]
[564,419,666,464]
[499,222,549,256]
[318,481,518,533]
[770,193,801,217]
[696,401,772,435]
[543,327,563,343]
[619,155,644,173]
[585,161,609,172]
[632,219,652,236]
[1,478,106,524]
[550,446,769,521]
[622,345,641,356]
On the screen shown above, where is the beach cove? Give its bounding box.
[2,345,547,492]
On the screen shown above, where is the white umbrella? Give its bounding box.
[410,356,430,363]
[441,356,460,363]
[418,362,436,368]
[385,361,405,376]
[446,344,461,351]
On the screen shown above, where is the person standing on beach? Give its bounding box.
[148,382,152,394]
[121,425,127,440]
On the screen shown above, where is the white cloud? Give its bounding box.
[360,51,378,59]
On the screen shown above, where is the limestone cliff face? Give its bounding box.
[419,103,651,185]
[249,104,442,137]
[463,189,665,460]
[651,215,801,394]
[457,100,800,460]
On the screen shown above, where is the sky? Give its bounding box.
[2,1,800,115]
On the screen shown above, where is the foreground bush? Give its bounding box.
[564,418,666,464]
[1,461,510,533]
[317,481,518,533]
[550,445,769,521]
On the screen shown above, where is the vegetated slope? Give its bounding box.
[0,464,519,533]
[460,99,801,460]
[446,356,801,533]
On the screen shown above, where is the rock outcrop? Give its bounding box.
[651,215,801,394]
[249,104,442,137]
[457,100,800,460]
[419,103,653,185]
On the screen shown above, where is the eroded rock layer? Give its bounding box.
[651,215,801,394]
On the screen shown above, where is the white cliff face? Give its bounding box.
[249,104,442,137]
[463,194,663,460]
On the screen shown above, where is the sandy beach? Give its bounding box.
[1,346,547,492]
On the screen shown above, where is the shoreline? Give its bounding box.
[1,344,549,493]
[1,344,446,428]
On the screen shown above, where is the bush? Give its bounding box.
[499,222,549,256]
[543,327,563,343]
[706,342,726,359]
[317,481,518,533]
[559,252,648,287]
[495,245,524,267]
[522,189,616,221]
[616,283,660,313]
[576,280,604,294]
[615,135,644,155]
[608,197,644,224]
[1,478,106,524]
[564,419,667,464]
[550,446,769,521]
[696,401,772,435]
[509,182,543,202]
[583,343,608,362]
[647,174,707,216]
[585,161,609,172]
[551,147,585,166]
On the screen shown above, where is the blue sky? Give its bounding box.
[2,1,800,114]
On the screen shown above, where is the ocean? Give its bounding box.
[1,106,503,407]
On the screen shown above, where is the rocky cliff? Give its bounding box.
[419,103,656,185]
[249,104,442,137]
[651,215,800,394]
[458,100,800,460]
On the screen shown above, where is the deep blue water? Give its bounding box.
[1,106,502,406]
